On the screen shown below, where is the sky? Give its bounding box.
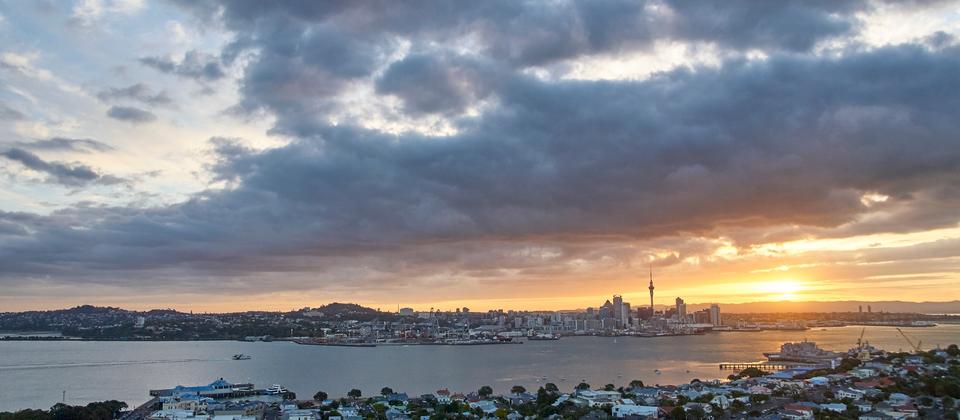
[1,0,959,312]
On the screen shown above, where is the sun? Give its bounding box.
[757,279,803,300]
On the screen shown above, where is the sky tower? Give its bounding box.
[648,265,655,311]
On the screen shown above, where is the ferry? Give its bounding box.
[232,354,251,360]
[764,341,842,364]
[265,384,289,395]
[527,333,560,341]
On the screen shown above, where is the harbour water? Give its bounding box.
[0,324,958,411]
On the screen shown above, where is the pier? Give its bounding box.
[719,362,797,371]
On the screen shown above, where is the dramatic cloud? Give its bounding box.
[96,83,172,106]
[106,105,156,123]
[1,0,959,308]
[1,147,125,187]
[13,137,114,153]
[3,42,960,286]
[139,50,225,82]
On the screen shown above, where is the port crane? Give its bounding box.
[896,327,923,353]
[853,327,872,360]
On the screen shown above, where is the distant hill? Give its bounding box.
[682,300,960,314]
[307,302,380,316]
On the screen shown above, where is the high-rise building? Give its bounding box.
[613,295,624,323]
[694,309,711,324]
[675,297,686,323]
[599,300,614,319]
[709,304,722,326]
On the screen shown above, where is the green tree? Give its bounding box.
[946,344,959,357]
[838,357,862,372]
[381,387,394,396]
[510,385,526,394]
[576,382,591,391]
[629,379,644,389]
[603,384,616,391]
[348,388,362,399]
[313,390,328,402]
[479,385,494,398]
[544,382,559,393]
[738,367,768,378]
[669,406,687,420]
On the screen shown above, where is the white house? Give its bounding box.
[836,387,865,400]
[611,405,658,418]
[821,403,847,413]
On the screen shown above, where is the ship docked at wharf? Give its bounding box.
[763,340,843,367]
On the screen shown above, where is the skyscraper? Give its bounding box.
[613,295,624,324]
[675,297,686,323]
[709,304,721,326]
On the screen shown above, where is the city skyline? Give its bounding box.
[2,1,960,312]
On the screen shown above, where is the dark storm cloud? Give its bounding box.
[106,106,156,124]
[13,137,114,153]
[139,50,225,82]
[178,0,876,129]
[1,147,126,187]
[2,42,960,289]
[661,0,863,52]
[375,54,499,114]
[96,83,172,106]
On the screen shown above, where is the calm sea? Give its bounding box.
[0,325,958,411]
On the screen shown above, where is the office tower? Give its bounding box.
[709,304,721,326]
[675,297,686,323]
[613,294,624,323]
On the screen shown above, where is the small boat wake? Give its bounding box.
[0,358,219,371]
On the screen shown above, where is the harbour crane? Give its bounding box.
[896,327,923,353]
[856,327,866,349]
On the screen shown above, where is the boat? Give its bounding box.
[527,333,560,341]
[232,354,251,360]
[265,384,289,395]
[764,341,842,364]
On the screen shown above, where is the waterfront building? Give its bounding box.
[675,297,687,323]
[694,309,711,324]
[709,304,722,326]
[599,300,614,319]
[612,294,624,325]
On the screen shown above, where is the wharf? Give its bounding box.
[718,361,815,371]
